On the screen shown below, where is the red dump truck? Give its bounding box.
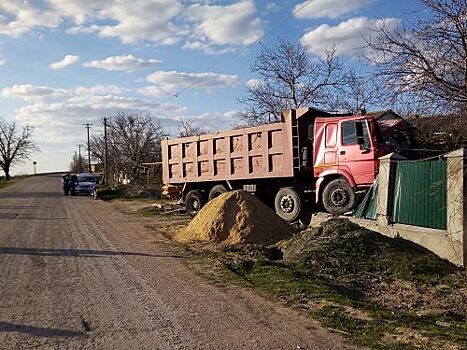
[162,107,389,221]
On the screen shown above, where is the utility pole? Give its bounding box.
[33,161,37,175]
[78,144,83,172]
[103,117,109,185]
[83,123,92,173]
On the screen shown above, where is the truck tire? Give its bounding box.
[208,185,228,201]
[274,187,302,222]
[185,190,206,217]
[322,178,356,215]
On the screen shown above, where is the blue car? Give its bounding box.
[70,173,96,196]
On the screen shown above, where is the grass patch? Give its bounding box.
[0,175,30,190]
[95,186,122,200]
[95,185,171,202]
[184,219,466,350]
[0,180,13,190]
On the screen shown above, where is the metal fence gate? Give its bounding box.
[390,160,447,229]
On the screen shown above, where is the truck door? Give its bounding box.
[338,119,376,185]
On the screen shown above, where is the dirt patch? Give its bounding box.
[175,190,294,245]
[204,218,467,349]
[383,327,464,350]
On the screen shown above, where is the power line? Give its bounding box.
[172,0,315,99]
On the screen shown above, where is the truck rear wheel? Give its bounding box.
[208,185,228,201]
[185,190,206,217]
[274,187,302,222]
[322,178,356,215]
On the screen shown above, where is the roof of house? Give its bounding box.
[365,109,401,120]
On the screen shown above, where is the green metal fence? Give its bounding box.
[353,181,378,220]
[390,160,447,229]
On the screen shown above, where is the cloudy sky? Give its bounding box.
[0,0,421,175]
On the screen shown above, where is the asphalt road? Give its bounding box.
[0,175,357,349]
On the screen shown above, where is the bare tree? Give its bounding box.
[365,0,467,114]
[90,113,165,184]
[331,69,383,114]
[238,39,347,126]
[0,118,38,180]
[69,152,87,173]
[89,135,105,164]
[177,118,210,138]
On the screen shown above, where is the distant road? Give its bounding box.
[0,175,358,349]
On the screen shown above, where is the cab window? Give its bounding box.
[325,124,337,147]
[341,120,370,148]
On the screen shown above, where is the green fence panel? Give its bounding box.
[353,181,378,220]
[391,160,447,229]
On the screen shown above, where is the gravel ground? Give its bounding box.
[0,175,359,350]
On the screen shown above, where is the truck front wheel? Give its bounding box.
[322,179,356,215]
[274,187,302,222]
[185,190,206,217]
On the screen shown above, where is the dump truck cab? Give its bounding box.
[312,114,382,214]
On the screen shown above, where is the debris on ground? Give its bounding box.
[175,190,294,245]
[136,201,185,215]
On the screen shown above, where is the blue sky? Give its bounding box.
[0,0,423,174]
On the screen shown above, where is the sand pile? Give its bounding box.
[175,190,294,245]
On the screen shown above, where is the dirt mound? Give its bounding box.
[281,219,457,283]
[175,190,294,245]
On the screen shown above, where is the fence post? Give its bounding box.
[376,153,406,232]
[445,147,466,267]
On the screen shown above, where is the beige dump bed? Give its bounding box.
[161,110,301,185]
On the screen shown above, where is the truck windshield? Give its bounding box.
[77,176,95,182]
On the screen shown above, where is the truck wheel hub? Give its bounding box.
[280,195,294,213]
[330,189,348,207]
[192,199,200,210]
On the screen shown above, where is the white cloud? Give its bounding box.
[142,70,239,97]
[47,0,109,24]
[0,57,5,66]
[15,99,185,145]
[300,17,399,57]
[74,85,123,95]
[0,0,62,36]
[184,0,264,51]
[1,0,184,44]
[1,0,264,52]
[1,84,123,101]
[50,55,80,69]
[246,79,263,89]
[182,41,238,55]
[65,24,100,35]
[265,2,279,12]
[137,85,178,98]
[96,0,184,44]
[294,0,371,19]
[2,82,186,145]
[2,84,70,101]
[179,110,238,133]
[82,54,161,72]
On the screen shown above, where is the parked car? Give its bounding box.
[70,173,96,196]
